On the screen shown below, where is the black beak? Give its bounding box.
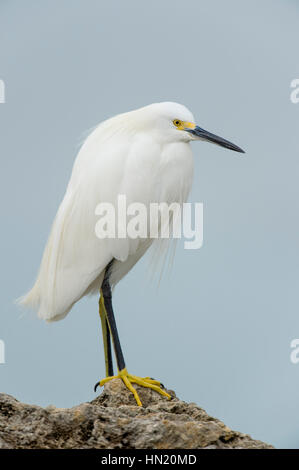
[186,126,245,153]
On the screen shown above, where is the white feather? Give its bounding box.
[19,102,194,321]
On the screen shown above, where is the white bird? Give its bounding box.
[20,102,244,406]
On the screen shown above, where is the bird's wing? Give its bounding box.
[19,119,132,321]
[19,118,162,321]
[20,114,193,322]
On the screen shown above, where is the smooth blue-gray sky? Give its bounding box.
[1,0,299,449]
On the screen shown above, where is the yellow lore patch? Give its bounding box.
[173,119,196,131]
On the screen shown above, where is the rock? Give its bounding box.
[0,380,273,449]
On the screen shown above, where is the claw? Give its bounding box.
[144,376,165,388]
[94,368,171,406]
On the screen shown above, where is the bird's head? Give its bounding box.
[138,101,244,153]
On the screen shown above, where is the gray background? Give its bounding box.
[0,0,299,448]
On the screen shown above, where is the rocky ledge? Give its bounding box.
[0,380,273,449]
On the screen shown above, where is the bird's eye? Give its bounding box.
[173,119,182,128]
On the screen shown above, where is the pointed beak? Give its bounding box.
[185,125,245,154]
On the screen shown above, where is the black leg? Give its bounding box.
[101,276,126,372]
[99,293,114,377]
[105,318,114,376]
[94,261,126,392]
[94,262,171,406]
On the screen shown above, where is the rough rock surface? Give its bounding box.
[0,380,273,449]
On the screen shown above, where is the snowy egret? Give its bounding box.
[20,102,244,406]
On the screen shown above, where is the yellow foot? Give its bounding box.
[94,367,171,406]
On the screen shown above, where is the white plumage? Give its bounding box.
[19,101,244,407]
[20,102,195,321]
